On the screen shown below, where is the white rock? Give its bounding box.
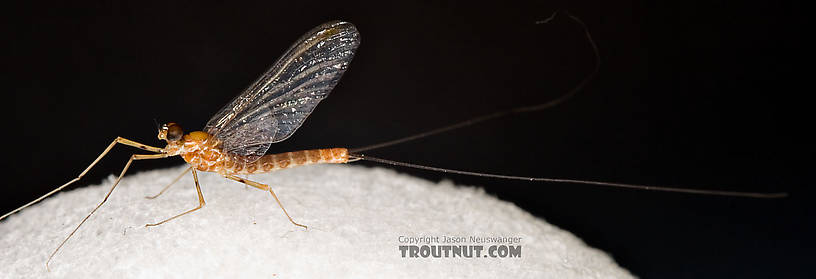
[0,164,633,278]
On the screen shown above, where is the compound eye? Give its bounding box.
[166,123,184,141]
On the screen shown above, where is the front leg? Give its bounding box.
[1,137,164,222]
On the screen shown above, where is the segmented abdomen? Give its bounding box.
[224,148,349,174]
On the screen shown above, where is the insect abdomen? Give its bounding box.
[232,148,349,174]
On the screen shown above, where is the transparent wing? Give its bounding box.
[205,21,360,162]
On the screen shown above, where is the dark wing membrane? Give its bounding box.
[204,21,360,162]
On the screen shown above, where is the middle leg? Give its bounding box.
[145,169,205,227]
[47,153,167,270]
[145,166,193,199]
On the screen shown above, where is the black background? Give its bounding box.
[3,1,811,278]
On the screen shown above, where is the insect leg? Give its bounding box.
[145,166,193,199]
[145,169,205,227]
[1,137,165,222]
[114,137,165,153]
[223,175,307,229]
[47,153,167,271]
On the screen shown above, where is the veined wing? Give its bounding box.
[205,21,360,162]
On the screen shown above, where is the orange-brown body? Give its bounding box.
[164,131,348,175]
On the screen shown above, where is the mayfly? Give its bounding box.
[0,14,787,270]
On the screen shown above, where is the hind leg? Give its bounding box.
[223,175,307,229]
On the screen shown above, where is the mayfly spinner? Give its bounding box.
[0,14,787,270]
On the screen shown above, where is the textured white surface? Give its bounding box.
[0,164,633,278]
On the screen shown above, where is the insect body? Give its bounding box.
[118,19,360,231]
[0,20,361,269]
[164,125,349,174]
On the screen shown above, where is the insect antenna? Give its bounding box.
[349,10,598,154]
[153,118,161,132]
[347,153,787,198]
